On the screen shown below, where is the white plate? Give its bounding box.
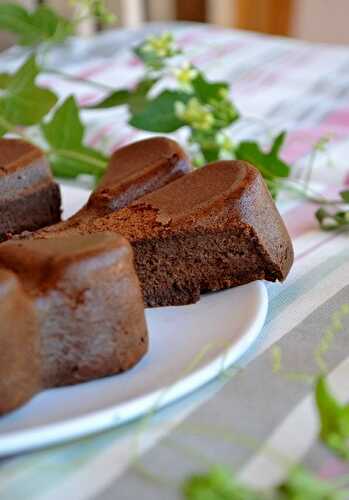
[0,184,268,456]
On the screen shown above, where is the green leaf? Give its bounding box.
[42,95,83,149]
[316,375,349,458]
[30,5,73,44]
[42,95,107,179]
[128,78,158,114]
[0,3,73,46]
[340,190,349,203]
[271,131,286,157]
[277,467,346,499]
[85,89,131,109]
[183,466,263,500]
[191,72,229,104]
[129,90,190,133]
[2,87,57,127]
[85,78,158,112]
[0,3,39,45]
[48,146,107,180]
[8,55,39,94]
[235,133,290,182]
[0,55,57,127]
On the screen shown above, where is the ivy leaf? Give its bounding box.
[129,90,190,133]
[29,5,73,44]
[340,190,349,203]
[0,55,57,127]
[315,375,349,459]
[191,72,229,104]
[235,133,290,181]
[42,95,83,149]
[271,131,287,157]
[183,466,263,500]
[128,78,158,114]
[85,78,158,112]
[0,3,38,45]
[277,467,345,499]
[41,96,107,179]
[0,3,73,46]
[84,89,131,110]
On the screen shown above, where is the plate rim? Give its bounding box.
[0,281,268,457]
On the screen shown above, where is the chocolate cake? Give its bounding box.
[46,137,191,235]
[0,233,148,413]
[88,136,191,214]
[0,138,61,241]
[39,161,294,307]
[0,270,40,415]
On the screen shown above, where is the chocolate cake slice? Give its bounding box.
[0,233,148,401]
[45,136,191,237]
[59,160,293,306]
[0,270,40,415]
[87,136,191,214]
[0,138,61,241]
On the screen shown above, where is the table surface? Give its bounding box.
[1,22,349,500]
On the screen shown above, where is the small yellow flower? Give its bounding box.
[142,33,176,58]
[216,132,234,153]
[175,98,215,131]
[173,63,198,91]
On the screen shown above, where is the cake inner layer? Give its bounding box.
[134,226,281,307]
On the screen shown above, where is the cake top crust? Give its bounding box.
[136,160,255,220]
[0,138,55,200]
[88,136,191,212]
[83,161,260,237]
[97,137,189,188]
[0,233,131,293]
[0,139,43,175]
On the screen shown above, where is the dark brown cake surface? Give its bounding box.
[38,161,294,306]
[0,138,61,241]
[0,233,148,408]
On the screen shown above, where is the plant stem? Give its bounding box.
[273,178,347,206]
[41,67,115,92]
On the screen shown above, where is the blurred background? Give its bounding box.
[1,0,349,48]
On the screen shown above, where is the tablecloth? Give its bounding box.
[0,22,349,500]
